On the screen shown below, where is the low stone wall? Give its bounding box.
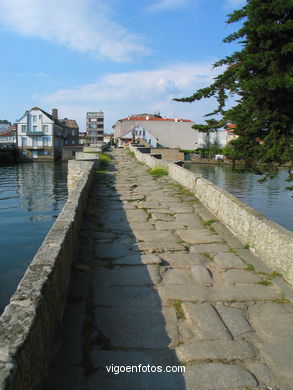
[130,145,293,285]
[151,148,184,161]
[0,160,95,390]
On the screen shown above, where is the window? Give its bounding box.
[21,125,27,132]
[89,124,97,128]
[72,130,75,136]
[39,115,42,119]
[21,137,27,146]
[32,115,37,122]
[33,138,38,147]
[90,118,97,122]
[97,118,103,122]
[33,126,37,132]
[72,140,76,144]
[43,125,48,132]
[43,137,49,146]
[97,124,103,128]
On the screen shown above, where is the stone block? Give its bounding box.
[215,305,252,338]
[221,269,260,284]
[176,229,223,244]
[191,265,213,286]
[214,253,247,269]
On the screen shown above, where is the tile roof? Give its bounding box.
[121,116,192,122]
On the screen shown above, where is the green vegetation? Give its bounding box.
[202,219,218,227]
[246,264,255,271]
[174,0,293,185]
[257,280,273,286]
[273,292,290,304]
[172,300,185,320]
[99,153,111,169]
[129,151,135,158]
[148,167,168,178]
[243,243,250,249]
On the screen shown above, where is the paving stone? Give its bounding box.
[92,265,161,286]
[189,243,230,254]
[176,229,223,244]
[168,206,194,214]
[94,243,136,258]
[178,321,196,343]
[93,286,162,307]
[120,194,145,201]
[134,230,178,242]
[261,338,293,380]
[191,265,213,286]
[136,241,185,252]
[176,340,257,363]
[162,269,194,285]
[148,208,173,214]
[249,303,293,339]
[138,201,162,208]
[159,253,206,268]
[221,269,261,284]
[183,363,257,389]
[155,221,186,230]
[215,305,252,338]
[128,221,155,231]
[182,302,232,340]
[175,214,202,224]
[245,362,289,390]
[158,285,280,303]
[124,209,148,222]
[151,213,175,221]
[114,253,161,265]
[214,252,247,269]
[95,307,178,348]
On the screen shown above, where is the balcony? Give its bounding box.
[27,131,44,136]
[26,145,45,150]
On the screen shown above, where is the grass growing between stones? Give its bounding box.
[273,292,290,304]
[129,151,135,158]
[172,300,185,320]
[148,167,169,178]
[246,264,255,271]
[99,153,111,169]
[201,252,214,261]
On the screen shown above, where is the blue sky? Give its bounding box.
[0,0,245,132]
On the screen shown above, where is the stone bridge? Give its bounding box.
[1,148,293,390]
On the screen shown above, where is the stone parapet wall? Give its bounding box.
[150,148,184,161]
[131,145,293,285]
[0,160,95,390]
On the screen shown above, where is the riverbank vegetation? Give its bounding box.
[174,0,293,188]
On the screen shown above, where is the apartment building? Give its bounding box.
[86,111,104,145]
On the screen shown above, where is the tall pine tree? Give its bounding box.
[175,0,293,184]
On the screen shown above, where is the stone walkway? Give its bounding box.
[43,149,293,390]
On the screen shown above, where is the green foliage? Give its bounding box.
[174,0,293,183]
[99,153,110,169]
[148,167,169,177]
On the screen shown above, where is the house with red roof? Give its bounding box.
[113,113,197,149]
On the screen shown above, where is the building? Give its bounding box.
[86,111,104,145]
[117,124,158,147]
[16,107,79,161]
[113,114,197,149]
[226,124,238,144]
[0,121,11,133]
[0,127,16,144]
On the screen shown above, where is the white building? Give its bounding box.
[16,107,79,161]
[86,111,104,145]
[113,114,198,149]
[117,124,158,147]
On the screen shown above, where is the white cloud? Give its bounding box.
[224,0,245,9]
[39,61,222,131]
[0,0,149,62]
[147,0,190,12]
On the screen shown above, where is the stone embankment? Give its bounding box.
[42,149,293,390]
[0,160,96,390]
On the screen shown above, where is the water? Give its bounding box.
[0,162,68,313]
[184,163,293,232]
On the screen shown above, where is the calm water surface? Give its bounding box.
[184,163,293,232]
[0,162,68,313]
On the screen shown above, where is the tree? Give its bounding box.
[174,0,293,186]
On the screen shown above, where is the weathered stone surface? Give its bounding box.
[128,222,155,231]
[215,305,252,338]
[134,230,178,242]
[92,265,161,286]
[191,265,213,286]
[214,253,247,269]
[176,340,257,363]
[261,338,293,379]
[249,303,293,339]
[159,253,205,268]
[158,285,280,303]
[182,302,232,340]
[138,201,162,209]
[114,253,161,265]
[95,307,178,348]
[184,363,257,389]
[162,269,193,285]
[221,269,260,284]
[176,229,223,244]
[136,241,185,252]
[94,243,136,258]
[151,213,175,221]
[155,221,186,230]
[189,243,230,254]
[124,209,148,222]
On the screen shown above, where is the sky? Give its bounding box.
[0,0,245,133]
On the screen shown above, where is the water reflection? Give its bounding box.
[184,163,293,232]
[0,162,68,313]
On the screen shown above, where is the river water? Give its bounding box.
[0,162,68,313]
[184,163,293,232]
